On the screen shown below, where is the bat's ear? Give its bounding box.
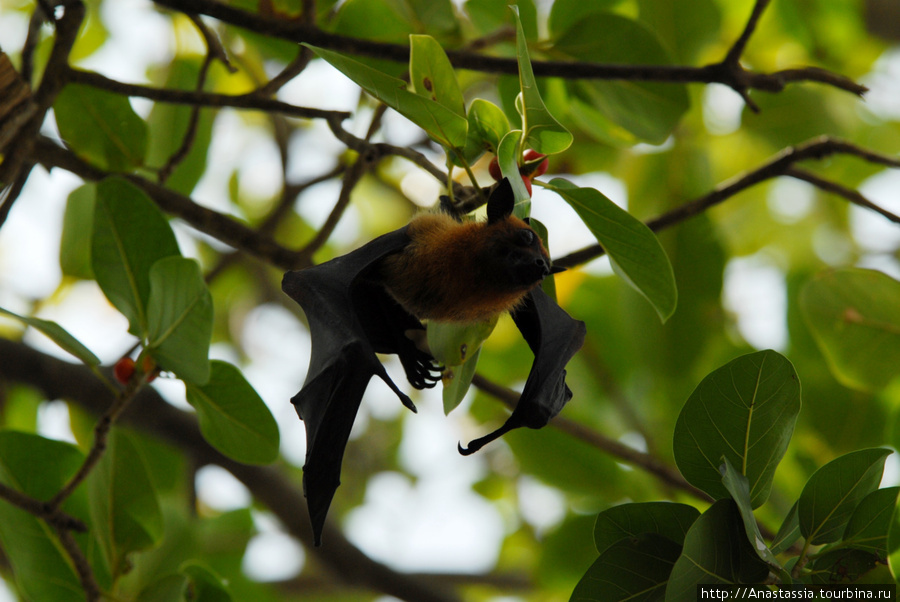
[486,178,515,224]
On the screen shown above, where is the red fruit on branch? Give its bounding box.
[113,357,136,385]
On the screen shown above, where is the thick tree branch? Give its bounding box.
[0,338,461,602]
[150,0,867,102]
[471,375,711,501]
[554,136,900,269]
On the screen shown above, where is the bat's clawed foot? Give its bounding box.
[402,353,442,390]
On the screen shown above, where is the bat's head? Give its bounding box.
[483,178,561,290]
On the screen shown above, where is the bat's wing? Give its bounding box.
[459,286,586,455]
[282,228,439,545]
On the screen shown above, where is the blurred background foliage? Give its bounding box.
[0,0,899,599]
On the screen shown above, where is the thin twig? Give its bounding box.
[67,67,350,121]
[786,167,900,224]
[30,136,307,270]
[47,370,148,509]
[554,136,900,269]
[55,527,102,601]
[0,482,87,532]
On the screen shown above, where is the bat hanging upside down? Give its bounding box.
[282,178,586,545]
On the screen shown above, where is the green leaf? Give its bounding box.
[466,99,510,156]
[549,0,622,38]
[510,5,573,154]
[552,13,689,144]
[54,83,147,171]
[593,502,699,554]
[798,448,891,545]
[180,561,233,602]
[665,500,769,601]
[800,268,900,392]
[887,501,900,579]
[427,317,497,414]
[0,432,86,602]
[719,456,791,583]
[305,43,468,150]
[136,574,189,602]
[673,350,801,508]
[808,548,881,584]
[145,58,215,196]
[441,346,481,415]
[409,34,464,117]
[571,533,681,602]
[88,429,163,575]
[185,361,280,464]
[771,501,801,555]
[546,178,677,322]
[842,486,899,557]
[146,256,213,385]
[497,130,532,209]
[0,307,100,366]
[91,176,181,337]
[60,183,96,279]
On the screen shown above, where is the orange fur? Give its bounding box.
[378,212,551,322]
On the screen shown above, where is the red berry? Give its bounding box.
[522,150,548,178]
[141,355,158,383]
[521,174,533,197]
[488,156,502,181]
[114,357,136,385]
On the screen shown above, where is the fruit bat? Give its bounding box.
[282,179,586,545]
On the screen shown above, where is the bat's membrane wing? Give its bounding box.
[282,227,438,545]
[458,286,586,455]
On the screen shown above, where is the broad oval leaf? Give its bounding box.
[673,350,800,508]
[798,448,891,545]
[552,13,689,145]
[510,5,573,154]
[842,486,899,557]
[60,183,96,279]
[547,178,677,322]
[305,43,468,150]
[571,533,682,602]
[0,431,86,602]
[145,57,215,195]
[770,501,800,556]
[720,456,791,583]
[88,429,164,575]
[593,501,699,554]
[180,561,233,602]
[800,268,900,392]
[54,83,147,171]
[410,34,464,117]
[185,361,280,465]
[665,500,769,601]
[441,346,481,415]
[146,256,213,385]
[91,177,181,338]
[0,306,100,366]
[457,98,511,164]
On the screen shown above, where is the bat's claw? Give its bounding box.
[400,351,442,390]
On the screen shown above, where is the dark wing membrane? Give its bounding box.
[282,227,437,545]
[459,286,586,455]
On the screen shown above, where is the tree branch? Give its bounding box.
[554,136,900,269]
[29,136,308,271]
[67,68,349,121]
[471,375,711,501]
[150,0,867,102]
[0,338,461,602]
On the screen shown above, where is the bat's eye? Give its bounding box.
[516,229,535,246]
